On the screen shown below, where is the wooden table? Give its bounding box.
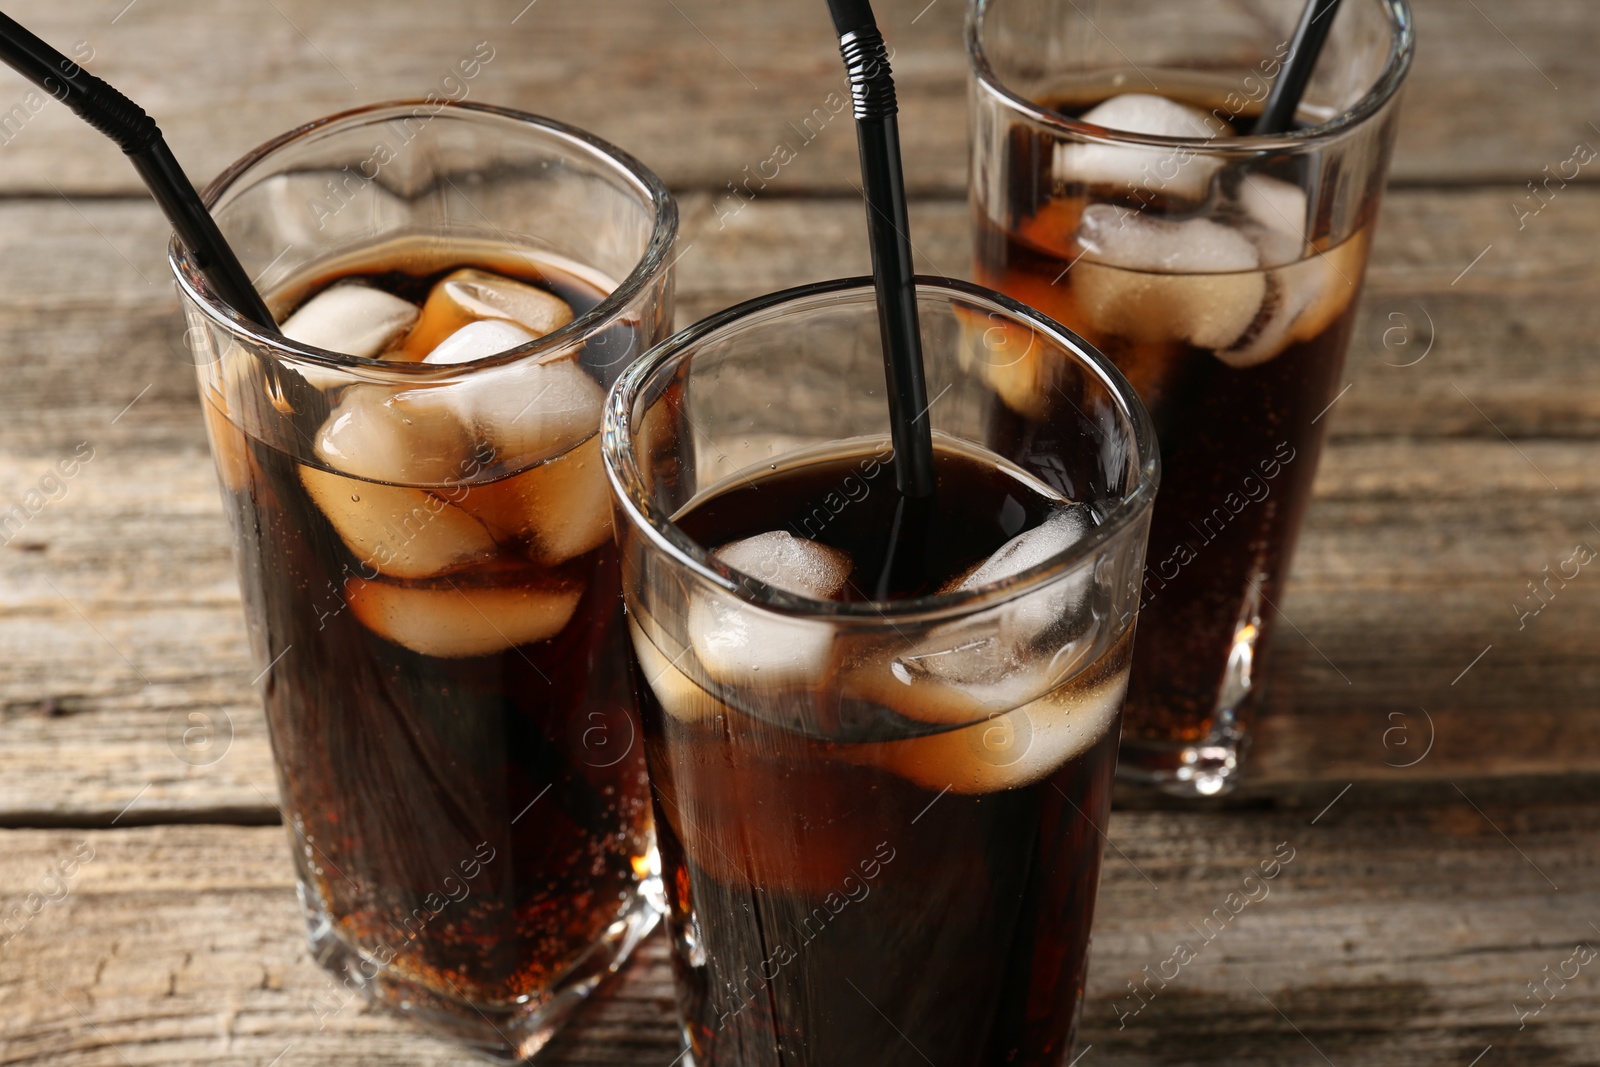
[1,1,1595,1063]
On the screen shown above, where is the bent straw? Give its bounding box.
[0,12,278,330]
[1256,0,1345,135]
[825,0,935,503]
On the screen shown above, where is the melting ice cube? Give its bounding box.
[1055,94,1233,202]
[397,268,575,361]
[299,464,498,579]
[688,532,852,688]
[458,435,613,565]
[453,357,608,469]
[848,665,1128,795]
[423,319,539,366]
[201,400,254,494]
[1073,203,1265,350]
[314,384,475,486]
[280,283,419,359]
[953,505,1094,640]
[348,576,585,658]
[1237,175,1309,267]
[629,613,729,724]
[717,531,854,599]
[856,507,1097,725]
[957,505,1091,590]
[1219,179,1366,369]
[312,323,605,495]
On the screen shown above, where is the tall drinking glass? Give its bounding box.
[171,102,676,1060]
[969,0,1414,795]
[603,277,1158,1066]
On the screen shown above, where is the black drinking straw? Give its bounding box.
[826,0,935,504]
[1256,0,1345,135]
[0,12,278,331]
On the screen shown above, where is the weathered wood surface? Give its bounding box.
[0,0,1588,198]
[2,183,1598,456]
[1,0,1595,1062]
[1,785,1596,1066]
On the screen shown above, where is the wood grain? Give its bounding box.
[0,791,1595,1067]
[2,184,1598,456]
[0,0,1585,198]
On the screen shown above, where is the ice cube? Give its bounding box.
[422,319,539,366]
[314,384,475,486]
[1078,202,1260,275]
[629,613,728,723]
[688,532,852,688]
[280,282,419,359]
[1073,204,1266,350]
[316,327,604,487]
[1291,229,1368,342]
[957,299,1062,421]
[843,506,1096,726]
[1218,269,1318,369]
[717,531,853,598]
[1055,94,1233,202]
[956,505,1091,591]
[299,464,498,579]
[458,435,613,564]
[348,574,584,658]
[453,357,607,469]
[1237,175,1309,267]
[848,638,1057,727]
[396,268,575,361]
[848,666,1127,794]
[955,504,1094,638]
[1218,223,1369,369]
[201,398,255,494]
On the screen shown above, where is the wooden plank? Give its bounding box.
[1,185,1599,456]
[1252,447,1600,788]
[0,792,1594,1065]
[0,0,1586,198]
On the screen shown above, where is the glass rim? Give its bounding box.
[602,275,1161,625]
[169,100,679,379]
[966,0,1415,153]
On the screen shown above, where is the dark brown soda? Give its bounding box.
[204,247,652,1005]
[644,446,1127,1067]
[974,89,1375,746]
[675,445,1063,601]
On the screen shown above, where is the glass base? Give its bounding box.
[1118,582,1262,797]
[300,882,661,1063]
[1117,722,1248,797]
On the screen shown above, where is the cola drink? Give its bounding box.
[630,442,1130,1067]
[974,85,1378,788]
[201,238,655,1011]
